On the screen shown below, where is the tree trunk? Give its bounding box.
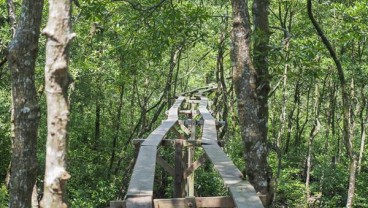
[40,0,74,207]
[357,89,367,174]
[6,0,17,37]
[307,0,355,206]
[94,100,101,149]
[108,85,125,177]
[215,23,228,140]
[346,156,358,207]
[230,0,273,205]
[305,82,321,202]
[7,0,44,207]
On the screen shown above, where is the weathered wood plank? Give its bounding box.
[142,120,177,146]
[202,145,243,185]
[126,146,157,196]
[198,98,215,121]
[197,96,264,207]
[153,196,235,208]
[229,183,264,208]
[167,96,185,120]
[198,86,217,95]
[126,196,152,208]
[178,85,216,96]
[134,139,209,147]
[202,120,218,145]
[142,97,184,146]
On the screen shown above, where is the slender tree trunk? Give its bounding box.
[5,0,16,190]
[295,84,311,148]
[167,46,181,108]
[7,0,44,207]
[305,82,321,202]
[214,23,229,139]
[346,156,358,207]
[357,89,367,174]
[285,81,299,154]
[6,0,17,37]
[307,1,355,206]
[41,0,74,207]
[94,100,101,148]
[231,0,273,205]
[108,85,125,177]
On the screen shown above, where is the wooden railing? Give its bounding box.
[110,87,263,208]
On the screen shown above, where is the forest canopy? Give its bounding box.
[0,0,368,207]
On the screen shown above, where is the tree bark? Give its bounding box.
[40,0,74,207]
[230,0,273,205]
[7,0,44,207]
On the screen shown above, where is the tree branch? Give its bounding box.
[112,0,167,11]
[307,0,345,86]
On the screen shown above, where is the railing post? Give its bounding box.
[174,139,186,197]
[187,101,197,197]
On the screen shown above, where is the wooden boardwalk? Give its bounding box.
[111,87,263,208]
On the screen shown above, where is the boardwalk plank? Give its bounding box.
[142,120,177,146]
[198,96,263,207]
[142,97,184,146]
[126,146,157,196]
[202,120,218,145]
[229,183,264,208]
[202,145,243,185]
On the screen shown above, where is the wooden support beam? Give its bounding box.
[153,196,235,208]
[183,153,207,179]
[133,139,173,146]
[188,100,201,104]
[156,155,175,177]
[187,107,197,196]
[112,196,236,208]
[174,139,186,198]
[171,126,185,139]
[134,139,225,147]
[178,120,191,135]
[179,110,193,115]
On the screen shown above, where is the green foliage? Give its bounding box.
[0,184,8,207]
[355,164,368,207]
[277,167,306,207]
[0,90,10,182]
[194,163,229,197]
